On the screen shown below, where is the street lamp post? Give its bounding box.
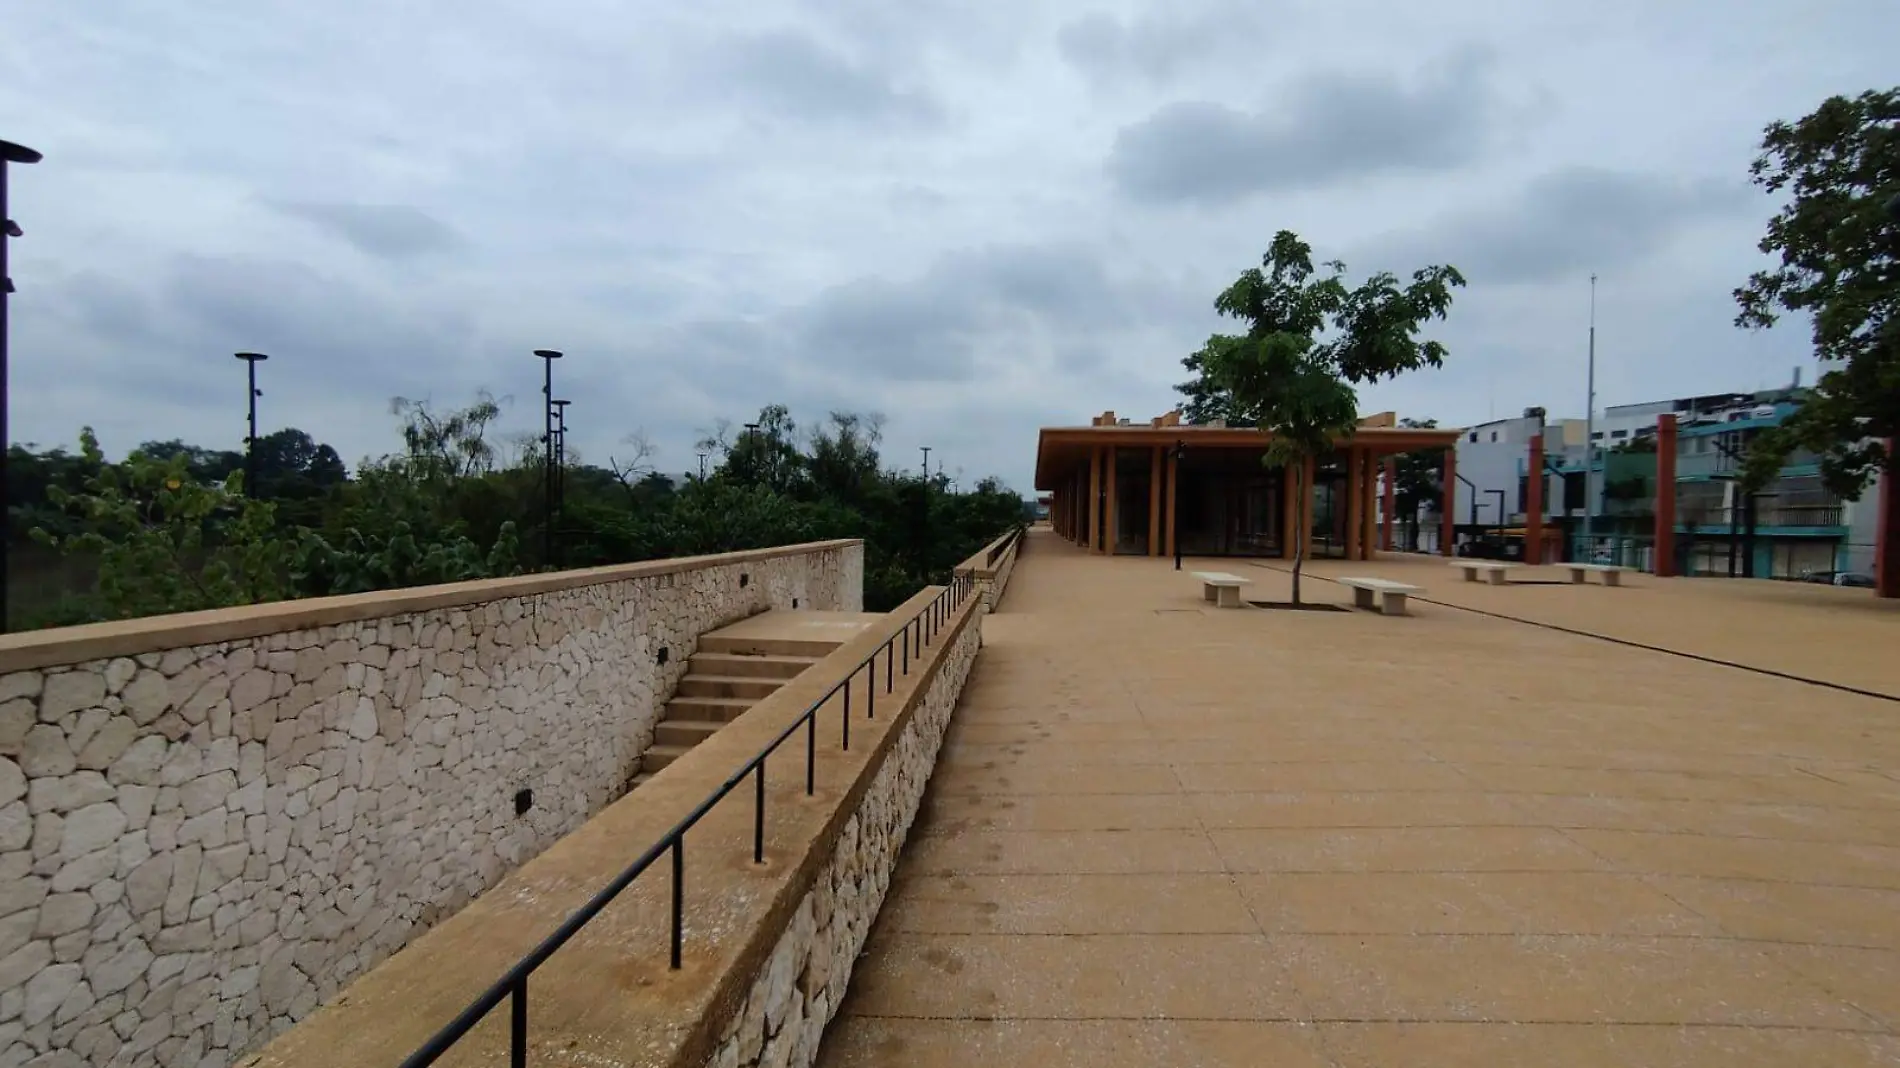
[534,350,563,568]
[920,446,931,482]
[552,399,571,559]
[1,139,43,634]
[234,353,268,497]
[1580,274,1599,559]
[743,422,761,485]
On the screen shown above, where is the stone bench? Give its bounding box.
[1338,576,1421,616]
[1450,560,1517,585]
[1567,563,1629,586]
[1192,571,1250,608]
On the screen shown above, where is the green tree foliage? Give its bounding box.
[1734,88,1900,497]
[30,429,292,620]
[1181,231,1463,602]
[13,398,1022,627]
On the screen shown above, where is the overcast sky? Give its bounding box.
[3,1,1893,493]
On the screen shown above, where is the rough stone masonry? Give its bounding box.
[708,599,979,1068]
[0,542,861,1068]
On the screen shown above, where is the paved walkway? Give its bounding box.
[817,532,1900,1066]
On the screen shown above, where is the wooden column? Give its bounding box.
[1652,415,1677,576]
[1164,448,1179,559]
[1878,438,1899,598]
[1101,447,1118,555]
[1440,448,1458,556]
[1525,434,1545,565]
[1282,462,1299,558]
[1148,447,1163,556]
[1345,448,1363,561]
[1085,451,1100,549]
[1381,457,1397,551]
[1360,451,1377,559]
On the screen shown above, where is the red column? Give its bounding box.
[1654,415,1678,577]
[1877,438,1898,599]
[1525,435,1545,565]
[1381,457,1396,551]
[1440,448,1457,556]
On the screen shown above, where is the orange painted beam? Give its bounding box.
[1164,449,1179,559]
[1102,447,1118,555]
[1653,416,1677,577]
[1085,449,1100,549]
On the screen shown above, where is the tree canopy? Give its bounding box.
[1734,87,1900,497]
[1180,230,1463,600]
[12,398,1025,629]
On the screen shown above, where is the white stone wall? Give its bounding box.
[0,543,860,1068]
[708,606,978,1068]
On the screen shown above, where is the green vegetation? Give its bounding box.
[8,399,1024,630]
[1178,230,1463,602]
[1734,87,1899,498]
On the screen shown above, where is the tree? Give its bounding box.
[1391,417,1445,551]
[1185,231,1464,603]
[31,429,294,619]
[1734,88,1899,498]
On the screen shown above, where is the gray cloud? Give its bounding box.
[268,202,465,260]
[1056,7,1262,87]
[1107,48,1507,204]
[716,29,942,126]
[8,0,1899,494]
[1370,167,1758,286]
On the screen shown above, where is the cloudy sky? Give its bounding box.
[3,1,1893,493]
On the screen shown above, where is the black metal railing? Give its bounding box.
[399,574,977,1068]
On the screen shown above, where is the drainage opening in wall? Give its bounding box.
[740,572,750,588]
[792,597,799,608]
[658,646,669,665]
[514,789,534,816]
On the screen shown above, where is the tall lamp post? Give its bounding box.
[534,349,563,568]
[920,446,931,482]
[1,139,42,634]
[1580,273,1599,559]
[743,422,761,486]
[234,353,268,497]
[551,399,571,562]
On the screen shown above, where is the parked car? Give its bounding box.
[1835,571,1875,588]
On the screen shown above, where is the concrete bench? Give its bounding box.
[1192,571,1250,608]
[1338,576,1421,616]
[1566,563,1628,586]
[1450,560,1517,585]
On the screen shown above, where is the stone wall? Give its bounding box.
[954,528,1022,614]
[0,541,861,1068]
[708,595,978,1068]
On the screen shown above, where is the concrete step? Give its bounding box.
[676,674,784,700]
[640,743,692,773]
[663,696,756,723]
[688,651,820,679]
[697,634,837,658]
[654,718,723,747]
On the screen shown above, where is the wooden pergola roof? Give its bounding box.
[1034,422,1463,491]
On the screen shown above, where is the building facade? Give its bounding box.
[1038,410,1461,561]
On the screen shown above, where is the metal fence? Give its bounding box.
[399,575,977,1068]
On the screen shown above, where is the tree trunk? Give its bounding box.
[1291,462,1306,605]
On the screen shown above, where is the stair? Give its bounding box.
[631,648,824,788]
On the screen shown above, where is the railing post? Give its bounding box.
[805,712,815,795]
[867,658,875,719]
[885,639,893,693]
[510,977,527,1068]
[669,838,684,970]
[842,672,851,751]
[902,627,909,674]
[752,761,766,864]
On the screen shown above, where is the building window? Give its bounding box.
[1610,429,1628,439]
[1489,431,1498,442]
[1590,431,1604,441]
[1468,432,1478,443]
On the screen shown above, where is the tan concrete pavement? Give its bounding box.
[817,532,1900,1067]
